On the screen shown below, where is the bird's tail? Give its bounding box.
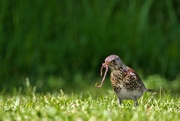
[146,89,157,94]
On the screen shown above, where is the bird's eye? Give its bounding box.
[112,60,116,63]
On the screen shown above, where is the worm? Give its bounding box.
[95,63,108,88]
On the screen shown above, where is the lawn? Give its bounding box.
[0,76,179,121]
[0,91,179,121]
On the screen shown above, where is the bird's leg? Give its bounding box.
[118,98,122,105]
[133,99,138,106]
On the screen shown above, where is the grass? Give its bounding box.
[0,83,179,121]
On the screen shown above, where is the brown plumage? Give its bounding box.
[96,54,155,106]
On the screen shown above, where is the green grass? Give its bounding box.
[0,88,179,121]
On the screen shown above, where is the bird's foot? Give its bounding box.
[133,100,138,107]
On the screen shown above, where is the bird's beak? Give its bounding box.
[103,61,109,66]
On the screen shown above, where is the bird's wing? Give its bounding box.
[126,67,145,87]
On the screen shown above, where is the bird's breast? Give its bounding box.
[110,71,124,93]
[110,69,127,84]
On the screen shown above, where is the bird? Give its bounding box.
[95,54,155,106]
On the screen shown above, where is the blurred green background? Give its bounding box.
[0,0,180,93]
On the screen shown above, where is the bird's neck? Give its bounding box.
[120,64,127,70]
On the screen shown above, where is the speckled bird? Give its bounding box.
[96,54,155,106]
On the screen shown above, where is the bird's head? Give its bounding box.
[96,54,126,88]
[103,54,125,70]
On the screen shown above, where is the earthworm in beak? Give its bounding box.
[95,63,108,88]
